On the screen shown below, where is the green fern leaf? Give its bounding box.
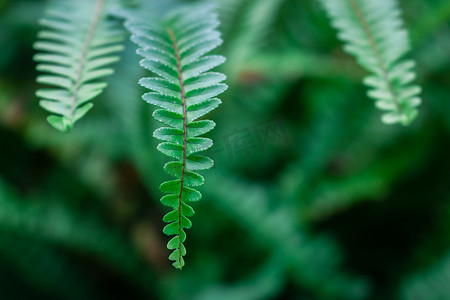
[318,0,422,125]
[123,5,227,269]
[34,0,125,132]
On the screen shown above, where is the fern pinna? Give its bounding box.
[34,0,124,132]
[319,0,421,125]
[124,6,227,269]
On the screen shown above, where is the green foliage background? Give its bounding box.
[0,0,449,299]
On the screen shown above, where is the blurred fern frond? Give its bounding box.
[220,0,285,80]
[123,4,227,269]
[34,0,125,132]
[319,0,422,125]
[400,253,450,300]
[196,255,285,300]
[206,171,370,300]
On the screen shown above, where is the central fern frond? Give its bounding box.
[123,5,227,269]
[319,0,422,125]
[34,0,125,132]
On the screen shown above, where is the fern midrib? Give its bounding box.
[168,27,188,268]
[347,0,402,114]
[69,0,105,120]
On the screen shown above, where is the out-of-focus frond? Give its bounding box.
[319,0,422,125]
[34,0,125,132]
[122,4,227,269]
[400,253,450,300]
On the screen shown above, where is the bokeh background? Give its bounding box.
[1,0,450,299]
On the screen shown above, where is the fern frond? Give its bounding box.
[124,5,227,269]
[319,0,422,125]
[34,0,125,132]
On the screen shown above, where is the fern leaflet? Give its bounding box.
[123,5,227,269]
[34,0,125,132]
[319,0,422,125]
